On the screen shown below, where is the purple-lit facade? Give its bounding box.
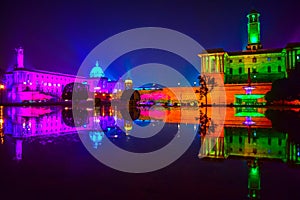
[4,47,124,103]
[3,105,124,160]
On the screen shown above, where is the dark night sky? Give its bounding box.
[0,0,299,80]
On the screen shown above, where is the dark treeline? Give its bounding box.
[265,109,300,142]
[266,62,300,103]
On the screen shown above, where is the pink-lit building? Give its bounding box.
[4,47,124,103]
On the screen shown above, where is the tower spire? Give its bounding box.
[15,47,24,68]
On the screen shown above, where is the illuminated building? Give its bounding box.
[198,108,300,199]
[198,9,300,104]
[199,9,300,84]
[4,48,124,103]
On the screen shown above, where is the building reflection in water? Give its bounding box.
[1,105,300,198]
[198,106,300,199]
[0,106,4,144]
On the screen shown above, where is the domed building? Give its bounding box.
[89,60,105,78]
[3,50,125,103]
[88,61,124,94]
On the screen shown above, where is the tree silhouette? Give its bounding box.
[198,75,216,105]
[266,62,300,104]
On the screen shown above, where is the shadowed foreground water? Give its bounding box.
[0,106,299,200]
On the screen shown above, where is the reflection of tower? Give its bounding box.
[247,159,261,199]
[0,106,4,144]
[246,10,262,50]
[15,139,23,160]
[15,47,24,68]
[125,78,133,90]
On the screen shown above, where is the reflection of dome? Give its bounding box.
[89,131,104,149]
[90,61,105,78]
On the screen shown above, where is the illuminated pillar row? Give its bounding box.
[288,50,297,69]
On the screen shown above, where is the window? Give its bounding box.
[239,136,242,144]
[267,57,271,61]
[229,136,233,143]
[239,67,242,74]
[268,66,271,73]
[278,57,281,60]
[239,59,242,63]
[278,138,282,146]
[252,57,257,63]
[229,68,233,75]
[253,68,257,73]
[278,66,282,72]
[253,148,257,154]
[229,60,233,63]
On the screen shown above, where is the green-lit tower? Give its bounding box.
[246,10,262,50]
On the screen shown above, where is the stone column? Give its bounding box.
[207,56,210,73]
[287,50,290,70]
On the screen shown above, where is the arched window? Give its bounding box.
[252,57,257,63]
[268,66,271,73]
[239,67,242,74]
